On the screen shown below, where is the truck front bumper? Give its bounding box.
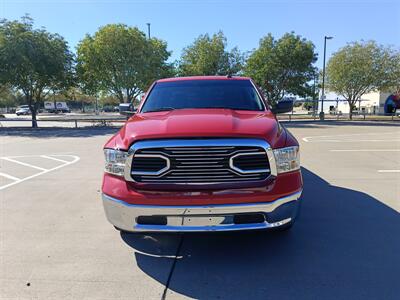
[102,190,302,232]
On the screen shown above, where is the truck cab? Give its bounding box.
[102,76,302,232]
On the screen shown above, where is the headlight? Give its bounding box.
[104,149,128,176]
[273,146,300,174]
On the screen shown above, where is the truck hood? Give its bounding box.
[106,109,286,150]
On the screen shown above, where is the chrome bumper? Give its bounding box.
[102,190,302,232]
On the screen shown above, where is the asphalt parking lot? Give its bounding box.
[1,121,399,299]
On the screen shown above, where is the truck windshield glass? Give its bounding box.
[141,80,265,112]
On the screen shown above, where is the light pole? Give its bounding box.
[146,23,151,39]
[319,35,333,120]
[313,70,318,115]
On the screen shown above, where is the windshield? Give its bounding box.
[141,79,265,113]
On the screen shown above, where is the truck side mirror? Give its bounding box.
[120,110,136,116]
[119,103,137,116]
[271,100,293,114]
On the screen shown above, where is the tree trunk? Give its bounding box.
[347,99,354,120]
[348,102,353,120]
[31,108,38,128]
[117,91,124,103]
[126,89,131,104]
[95,96,99,115]
[27,95,38,128]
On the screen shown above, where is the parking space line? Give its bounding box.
[330,149,400,152]
[1,157,48,171]
[41,155,69,163]
[0,172,21,181]
[0,155,80,191]
[311,139,400,143]
[302,132,398,142]
[378,170,400,173]
[5,154,73,158]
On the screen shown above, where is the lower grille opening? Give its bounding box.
[137,216,167,226]
[233,213,265,224]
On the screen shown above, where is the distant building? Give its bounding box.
[362,91,392,114]
[317,91,394,115]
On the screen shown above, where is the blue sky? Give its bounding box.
[1,0,399,69]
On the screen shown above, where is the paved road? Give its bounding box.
[1,122,399,299]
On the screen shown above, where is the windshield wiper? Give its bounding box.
[144,107,175,113]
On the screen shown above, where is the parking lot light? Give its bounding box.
[320,35,333,121]
[146,23,151,39]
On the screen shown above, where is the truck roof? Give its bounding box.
[156,76,251,83]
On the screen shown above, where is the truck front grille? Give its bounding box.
[129,140,272,184]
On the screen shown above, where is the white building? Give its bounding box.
[317,91,392,115]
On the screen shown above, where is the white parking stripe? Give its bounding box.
[0,172,21,181]
[0,155,80,191]
[302,131,398,142]
[1,157,48,171]
[41,155,69,163]
[5,154,73,158]
[330,149,400,152]
[378,170,400,173]
[312,139,400,143]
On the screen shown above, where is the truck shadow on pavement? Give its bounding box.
[121,168,400,300]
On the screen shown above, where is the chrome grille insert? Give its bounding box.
[229,152,270,174]
[131,154,170,176]
[124,139,277,184]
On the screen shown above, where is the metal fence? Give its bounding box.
[1,113,399,129]
[278,112,400,122]
[0,117,127,128]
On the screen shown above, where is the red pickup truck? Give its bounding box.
[102,76,302,232]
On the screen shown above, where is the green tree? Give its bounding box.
[0,16,74,127]
[388,51,400,94]
[326,41,394,119]
[244,32,317,104]
[99,95,119,107]
[53,87,95,113]
[178,31,244,76]
[76,24,172,104]
[0,84,22,109]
